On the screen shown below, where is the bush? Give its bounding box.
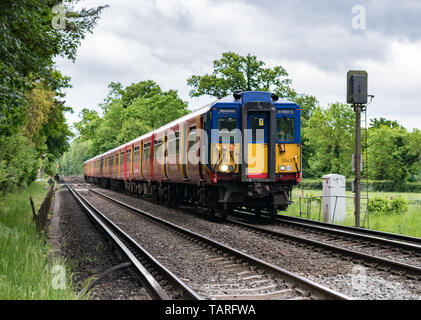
[368,197,390,216]
[0,134,39,195]
[390,197,409,215]
[368,196,408,216]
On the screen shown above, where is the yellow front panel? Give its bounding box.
[276,144,301,173]
[211,143,240,173]
[247,143,268,175]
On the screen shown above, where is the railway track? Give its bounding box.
[68,178,421,281]
[275,214,421,246]
[228,211,421,280]
[66,183,201,300]
[67,182,350,300]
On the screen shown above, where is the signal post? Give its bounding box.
[347,70,368,228]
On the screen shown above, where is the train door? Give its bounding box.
[125,146,131,180]
[247,112,268,179]
[142,139,153,181]
[133,143,140,179]
[186,123,202,183]
[163,134,168,179]
[138,142,144,179]
[114,152,117,178]
[181,122,189,181]
[100,157,104,177]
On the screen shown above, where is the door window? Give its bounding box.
[248,114,267,143]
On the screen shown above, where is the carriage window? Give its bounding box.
[154,139,163,159]
[143,143,150,160]
[168,132,180,156]
[134,146,140,161]
[126,149,131,164]
[120,152,124,164]
[188,126,197,150]
[218,117,237,144]
[277,117,295,142]
[175,132,180,155]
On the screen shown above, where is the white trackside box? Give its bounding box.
[322,174,346,223]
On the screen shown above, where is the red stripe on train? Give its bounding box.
[247,173,268,179]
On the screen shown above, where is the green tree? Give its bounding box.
[119,89,188,143]
[74,80,189,158]
[291,94,320,177]
[0,134,39,193]
[39,101,74,166]
[370,117,403,129]
[187,52,294,98]
[0,0,107,135]
[74,109,103,141]
[92,101,125,154]
[303,103,355,177]
[22,82,56,145]
[368,126,421,182]
[59,138,95,176]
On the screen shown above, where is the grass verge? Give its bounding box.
[282,188,421,238]
[0,180,80,299]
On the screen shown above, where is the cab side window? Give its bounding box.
[277,117,295,142]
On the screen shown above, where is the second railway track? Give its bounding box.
[227,211,421,280]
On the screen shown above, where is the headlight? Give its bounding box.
[280,165,286,171]
[220,164,229,172]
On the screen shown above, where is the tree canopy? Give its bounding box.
[0,0,107,135]
[0,0,106,193]
[368,126,421,182]
[61,80,190,174]
[187,52,295,99]
[303,103,355,177]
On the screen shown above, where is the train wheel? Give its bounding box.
[163,190,170,207]
[268,205,278,218]
[157,188,163,204]
[221,204,232,220]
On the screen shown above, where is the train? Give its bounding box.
[84,90,301,218]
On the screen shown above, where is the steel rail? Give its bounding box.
[232,210,421,253]
[65,183,202,300]
[75,179,421,279]
[275,214,421,246]
[87,187,351,300]
[226,217,421,280]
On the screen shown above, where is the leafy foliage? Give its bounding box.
[61,81,189,175]
[0,1,106,194]
[368,196,408,216]
[0,0,107,135]
[303,103,355,177]
[187,52,294,98]
[370,117,403,129]
[368,126,421,182]
[59,139,95,176]
[74,109,103,142]
[0,134,39,193]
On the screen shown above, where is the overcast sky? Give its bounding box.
[55,0,421,132]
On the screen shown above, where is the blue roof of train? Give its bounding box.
[214,91,298,106]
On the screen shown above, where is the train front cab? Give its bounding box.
[211,91,301,214]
